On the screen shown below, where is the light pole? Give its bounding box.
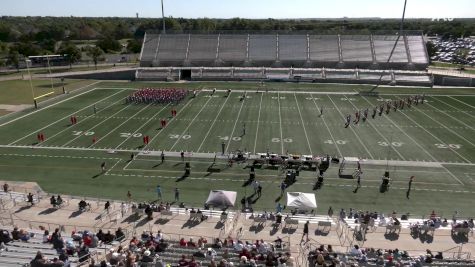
[161,0,166,34]
[25,59,36,108]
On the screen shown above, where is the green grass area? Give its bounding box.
[0,79,96,105]
[0,81,474,218]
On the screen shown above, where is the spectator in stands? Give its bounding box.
[188,256,199,267]
[19,228,33,242]
[179,237,187,246]
[350,245,362,257]
[50,195,57,207]
[27,192,34,206]
[0,229,11,244]
[104,201,110,212]
[11,227,20,240]
[2,182,8,192]
[206,247,218,259]
[111,229,123,243]
[78,244,90,263]
[30,251,46,267]
[178,254,188,266]
[187,237,196,247]
[141,250,154,263]
[198,236,207,248]
[96,229,105,242]
[56,195,63,206]
[104,230,115,243]
[193,247,206,258]
[42,230,50,243]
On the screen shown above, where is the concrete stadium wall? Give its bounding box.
[433,75,474,87]
[62,70,136,80]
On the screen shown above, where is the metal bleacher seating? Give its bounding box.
[249,34,276,62]
[341,35,373,63]
[188,35,218,63]
[157,34,189,63]
[217,34,248,63]
[309,35,340,63]
[407,35,429,64]
[278,35,307,62]
[373,35,409,64]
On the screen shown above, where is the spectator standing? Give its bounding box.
[175,188,180,202]
[156,185,162,200]
[302,221,309,242]
[3,183,8,193]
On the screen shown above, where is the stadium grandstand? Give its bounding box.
[137,32,432,86]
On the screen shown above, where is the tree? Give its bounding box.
[59,43,82,69]
[126,39,142,54]
[7,49,20,71]
[86,46,104,70]
[96,36,121,53]
[426,41,437,60]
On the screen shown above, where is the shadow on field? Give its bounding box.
[38,207,58,215]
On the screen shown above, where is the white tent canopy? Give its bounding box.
[205,190,237,208]
[286,192,317,209]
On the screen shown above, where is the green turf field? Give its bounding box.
[0,81,474,218]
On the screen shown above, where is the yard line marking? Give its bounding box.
[392,99,471,163]
[440,165,465,186]
[225,92,247,154]
[294,93,313,155]
[90,103,153,147]
[62,102,133,147]
[197,92,232,153]
[344,95,406,160]
[38,96,127,145]
[428,96,475,125]
[359,95,437,162]
[310,93,342,158]
[448,96,475,109]
[434,96,475,117]
[327,95,374,159]
[0,81,100,127]
[170,96,214,151]
[114,104,170,149]
[126,96,194,154]
[105,159,122,175]
[9,88,127,145]
[398,96,475,147]
[253,93,264,154]
[277,92,284,154]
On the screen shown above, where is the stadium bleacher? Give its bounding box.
[140,33,429,70]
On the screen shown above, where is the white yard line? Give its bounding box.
[397,96,475,147]
[37,96,127,145]
[91,103,153,147]
[170,96,214,151]
[9,88,127,145]
[141,97,195,151]
[440,165,465,186]
[448,96,475,109]
[197,92,232,152]
[427,98,475,126]
[309,93,342,158]
[359,95,438,162]
[105,159,122,175]
[392,100,471,163]
[225,92,247,154]
[344,95,405,160]
[432,96,475,119]
[253,93,264,154]
[294,93,313,155]
[0,81,100,127]
[327,95,374,159]
[277,92,284,154]
[62,103,133,147]
[114,104,171,149]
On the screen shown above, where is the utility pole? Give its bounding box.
[161,0,166,34]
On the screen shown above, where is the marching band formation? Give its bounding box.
[125,88,188,104]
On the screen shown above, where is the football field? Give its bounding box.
[0,81,474,217]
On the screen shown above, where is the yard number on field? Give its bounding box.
[169,134,191,140]
[72,131,94,136]
[435,143,461,149]
[378,141,404,147]
[219,136,242,141]
[272,138,293,143]
[120,132,142,138]
[324,140,347,145]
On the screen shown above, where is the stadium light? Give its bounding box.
[161,0,166,34]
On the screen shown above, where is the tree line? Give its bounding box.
[1,16,474,68]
